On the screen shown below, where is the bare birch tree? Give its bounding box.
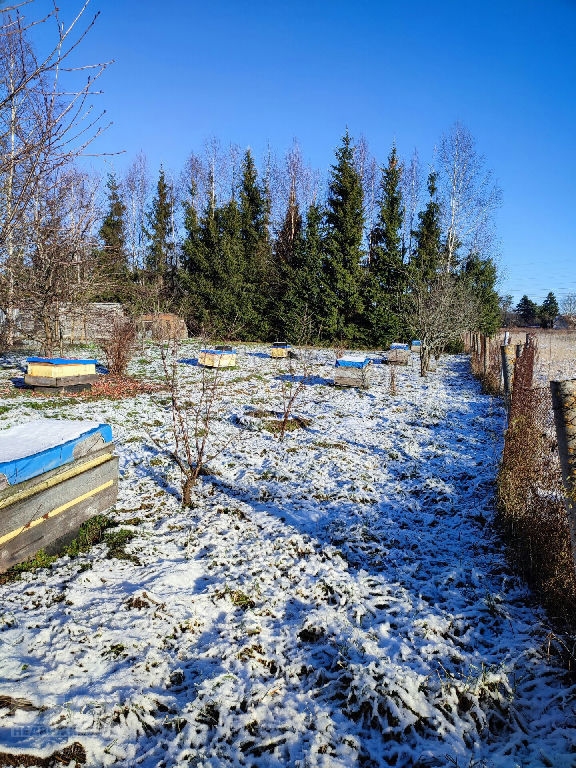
[0,0,112,347]
[438,123,501,270]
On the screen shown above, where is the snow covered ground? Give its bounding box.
[0,345,574,768]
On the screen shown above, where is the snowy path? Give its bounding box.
[0,349,574,767]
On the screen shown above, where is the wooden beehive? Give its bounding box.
[334,356,373,388]
[387,349,410,365]
[0,419,118,573]
[411,340,422,352]
[198,349,237,368]
[25,357,99,392]
[270,342,290,359]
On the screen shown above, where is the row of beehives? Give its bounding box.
[199,341,423,388]
[1,340,422,572]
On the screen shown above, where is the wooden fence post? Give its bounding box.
[550,380,576,573]
[483,335,488,377]
[501,344,515,399]
[515,343,524,359]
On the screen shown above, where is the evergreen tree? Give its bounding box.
[463,253,501,335]
[515,295,539,326]
[367,144,405,345]
[239,150,272,338]
[411,171,442,282]
[323,130,365,341]
[180,184,214,330]
[146,167,175,278]
[539,291,559,329]
[97,173,128,298]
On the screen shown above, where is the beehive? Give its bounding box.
[0,419,118,573]
[25,357,99,391]
[270,342,290,359]
[411,340,422,352]
[387,349,410,365]
[334,356,373,388]
[198,349,237,368]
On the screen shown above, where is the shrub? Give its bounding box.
[100,316,138,376]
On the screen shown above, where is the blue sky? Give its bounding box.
[32,0,576,305]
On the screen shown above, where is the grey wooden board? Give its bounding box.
[334,367,372,387]
[387,350,410,365]
[24,373,99,386]
[0,475,118,572]
[0,445,112,507]
[31,384,92,394]
[0,454,118,539]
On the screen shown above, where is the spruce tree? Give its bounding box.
[97,173,128,298]
[146,167,175,278]
[539,291,559,329]
[368,144,405,345]
[463,254,501,335]
[239,150,271,338]
[515,295,539,326]
[411,171,442,282]
[323,130,365,341]
[272,188,306,337]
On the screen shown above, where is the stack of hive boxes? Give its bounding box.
[198,346,237,368]
[25,357,99,393]
[270,342,291,359]
[334,355,373,388]
[0,419,118,572]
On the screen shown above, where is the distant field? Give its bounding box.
[497,328,576,384]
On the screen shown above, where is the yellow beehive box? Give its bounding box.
[26,357,97,378]
[198,349,237,368]
[270,343,290,359]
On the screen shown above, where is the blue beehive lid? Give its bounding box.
[272,342,291,348]
[335,355,371,369]
[390,343,410,351]
[27,357,98,365]
[411,340,422,346]
[0,419,113,486]
[201,348,236,355]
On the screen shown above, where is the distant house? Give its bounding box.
[554,314,576,330]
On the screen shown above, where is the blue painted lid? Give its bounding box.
[390,344,410,350]
[201,349,236,355]
[336,356,371,368]
[411,340,422,346]
[27,357,98,365]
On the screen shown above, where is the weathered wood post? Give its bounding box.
[515,343,524,359]
[550,379,576,573]
[501,344,515,396]
[482,334,488,377]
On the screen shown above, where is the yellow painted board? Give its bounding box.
[270,348,289,358]
[27,362,96,378]
[198,352,237,368]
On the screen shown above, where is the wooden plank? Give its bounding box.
[0,455,118,572]
[27,363,96,378]
[334,367,372,388]
[0,455,118,538]
[387,349,410,365]
[0,446,111,504]
[24,374,99,387]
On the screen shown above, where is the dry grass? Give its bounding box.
[497,343,576,637]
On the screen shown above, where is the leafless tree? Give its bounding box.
[405,273,480,376]
[13,167,101,354]
[155,339,237,506]
[123,151,150,271]
[438,123,501,270]
[561,293,576,319]
[402,149,422,261]
[0,0,113,347]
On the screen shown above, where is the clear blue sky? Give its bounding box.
[33,0,576,305]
